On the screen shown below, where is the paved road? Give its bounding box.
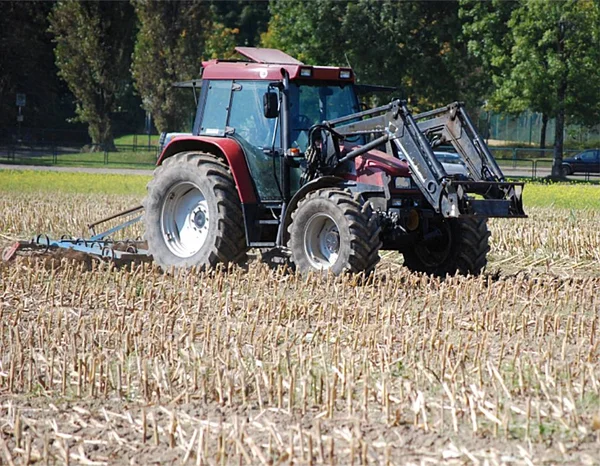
[0,163,153,176]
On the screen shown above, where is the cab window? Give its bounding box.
[199,80,231,136]
[227,81,279,149]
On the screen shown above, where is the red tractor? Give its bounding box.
[145,47,525,276]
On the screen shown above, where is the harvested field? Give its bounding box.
[1,190,600,465]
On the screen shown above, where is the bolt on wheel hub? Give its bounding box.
[192,208,207,230]
[304,213,341,270]
[161,181,210,258]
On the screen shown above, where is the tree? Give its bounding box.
[0,1,79,138]
[132,1,214,133]
[461,0,600,177]
[209,1,269,47]
[263,0,478,111]
[49,1,135,150]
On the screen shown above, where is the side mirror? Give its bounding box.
[263,91,279,119]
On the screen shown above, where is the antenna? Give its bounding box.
[344,53,358,82]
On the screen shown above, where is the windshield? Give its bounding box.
[288,82,360,151]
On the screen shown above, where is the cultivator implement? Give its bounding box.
[2,206,151,265]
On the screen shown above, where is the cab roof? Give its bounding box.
[200,47,355,83]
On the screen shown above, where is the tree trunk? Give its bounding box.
[551,21,567,179]
[89,117,116,152]
[540,113,548,150]
[551,85,566,179]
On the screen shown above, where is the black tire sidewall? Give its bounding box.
[145,159,225,268]
[290,197,354,275]
[403,217,488,276]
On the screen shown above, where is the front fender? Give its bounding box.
[281,176,344,244]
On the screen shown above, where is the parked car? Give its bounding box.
[434,151,470,177]
[561,149,600,175]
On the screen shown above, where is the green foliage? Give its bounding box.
[0,2,78,132]
[494,1,600,125]
[459,0,516,104]
[208,1,269,47]
[131,1,211,133]
[461,0,600,171]
[131,1,270,133]
[49,1,136,149]
[263,1,480,110]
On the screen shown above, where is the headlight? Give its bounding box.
[394,177,412,189]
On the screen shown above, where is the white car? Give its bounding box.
[434,151,470,177]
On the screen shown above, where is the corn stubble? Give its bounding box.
[1,192,599,465]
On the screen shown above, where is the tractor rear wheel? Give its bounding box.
[143,152,247,269]
[289,188,381,275]
[402,217,490,277]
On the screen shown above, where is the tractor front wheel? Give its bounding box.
[289,188,381,275]
[402,217,490,277]
[143,152,247,269]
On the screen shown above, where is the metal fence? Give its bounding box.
[478,110,600,147]
[1,140,598,181]
[490,147,600,180]
[0,142,157,167]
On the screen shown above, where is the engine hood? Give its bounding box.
[341,143,410,177]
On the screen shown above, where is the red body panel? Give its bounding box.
[157,136,257,204]
[201,61,354,83]
[342,145,410,187]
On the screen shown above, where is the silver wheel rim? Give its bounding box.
[303,213,340,270]
[161,181,210,258]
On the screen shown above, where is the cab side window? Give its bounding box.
[199,80,232,136]
[227,81,279,149]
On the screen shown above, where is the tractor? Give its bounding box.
[143,47,526,276]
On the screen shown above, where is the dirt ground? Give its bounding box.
[1,193,600,465]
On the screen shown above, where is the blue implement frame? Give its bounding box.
[3,205,151,262]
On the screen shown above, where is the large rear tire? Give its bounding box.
[288,188,381,275]
[143,152,247,269]
[402,217,490,277]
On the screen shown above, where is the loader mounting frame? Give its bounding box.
[320,100,526,219]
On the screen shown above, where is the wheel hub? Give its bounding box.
[192,208,207,230]
[304,213,341,270]
[161,181,210,258]
[324,230,339,253]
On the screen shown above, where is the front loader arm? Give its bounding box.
[325,100,455,215]
[414,102,503,182]
[317,100,526,218]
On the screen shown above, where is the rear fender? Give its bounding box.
[157,136,257,203]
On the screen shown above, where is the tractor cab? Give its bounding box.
[191,47,361,153]
[162,47,371,203]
